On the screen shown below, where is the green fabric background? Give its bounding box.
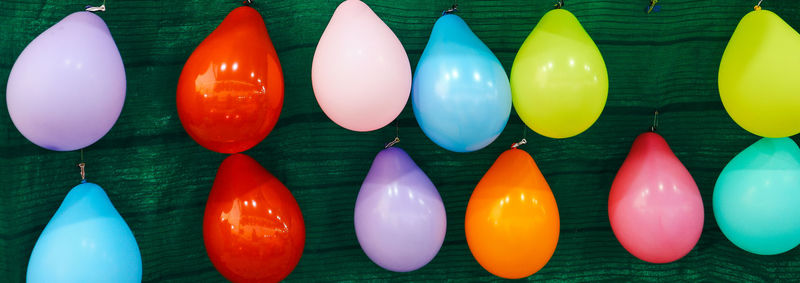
[2,0,800,281]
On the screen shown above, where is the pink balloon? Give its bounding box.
[608,132,704,263]
[312,0,411,132]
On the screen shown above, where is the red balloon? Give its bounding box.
[177,6,284,154]
[204,154,305,282]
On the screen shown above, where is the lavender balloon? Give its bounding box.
[6,11,125,151]
[354,147,447,272]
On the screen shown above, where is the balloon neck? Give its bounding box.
[242,0,253,6]
[553,0,564,9]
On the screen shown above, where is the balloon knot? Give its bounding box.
[754,5,761,11]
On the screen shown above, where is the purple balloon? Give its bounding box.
[6,11,125,151]
[354,147,447,272]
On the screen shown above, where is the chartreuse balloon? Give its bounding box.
[510,9,607,139]
[714,138,800,255]
[719,10,800,138]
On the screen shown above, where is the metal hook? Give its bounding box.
[650,110,659,132]
[78,162,86,182]
[523,125,527,140]
[511,138,527,149]
[385,120,400,149]
[647,0,660,14]
[442,4,458,16]
[385,137,400,149]
[85,0,106,12]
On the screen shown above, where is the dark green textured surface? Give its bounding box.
[2,0,800,281]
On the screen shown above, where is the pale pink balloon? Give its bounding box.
[312,0,411,132]
[608,132,704,263]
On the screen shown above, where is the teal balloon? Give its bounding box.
[713,138,800,255]
[412,14,511,152]
[27,182,142,282]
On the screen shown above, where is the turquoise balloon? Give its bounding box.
[713,138,800,255]
[27,182,142,282]
[412,14,511,152]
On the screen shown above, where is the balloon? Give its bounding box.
[465,149,559,279]
[6,12,125,151]
[204,154,305,282]
[27,182,142,283]
[510,9,608,139]
[312,0,411,132]
[354,147,446,272]
[714,138,800,255]
[412,14,512,152]
[608,132,704,263]
[177,7,284,153]
[719,10,800,138]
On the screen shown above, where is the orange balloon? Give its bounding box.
[177,6,284,154]
[465,148,560,279]
[204,154,305,282]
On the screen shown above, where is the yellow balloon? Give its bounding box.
[719,10,800,138]
[510,9,608,139]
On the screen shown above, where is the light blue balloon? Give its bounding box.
[27,182,142,283]
[412,14,511,152]
[713,138,800,255]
